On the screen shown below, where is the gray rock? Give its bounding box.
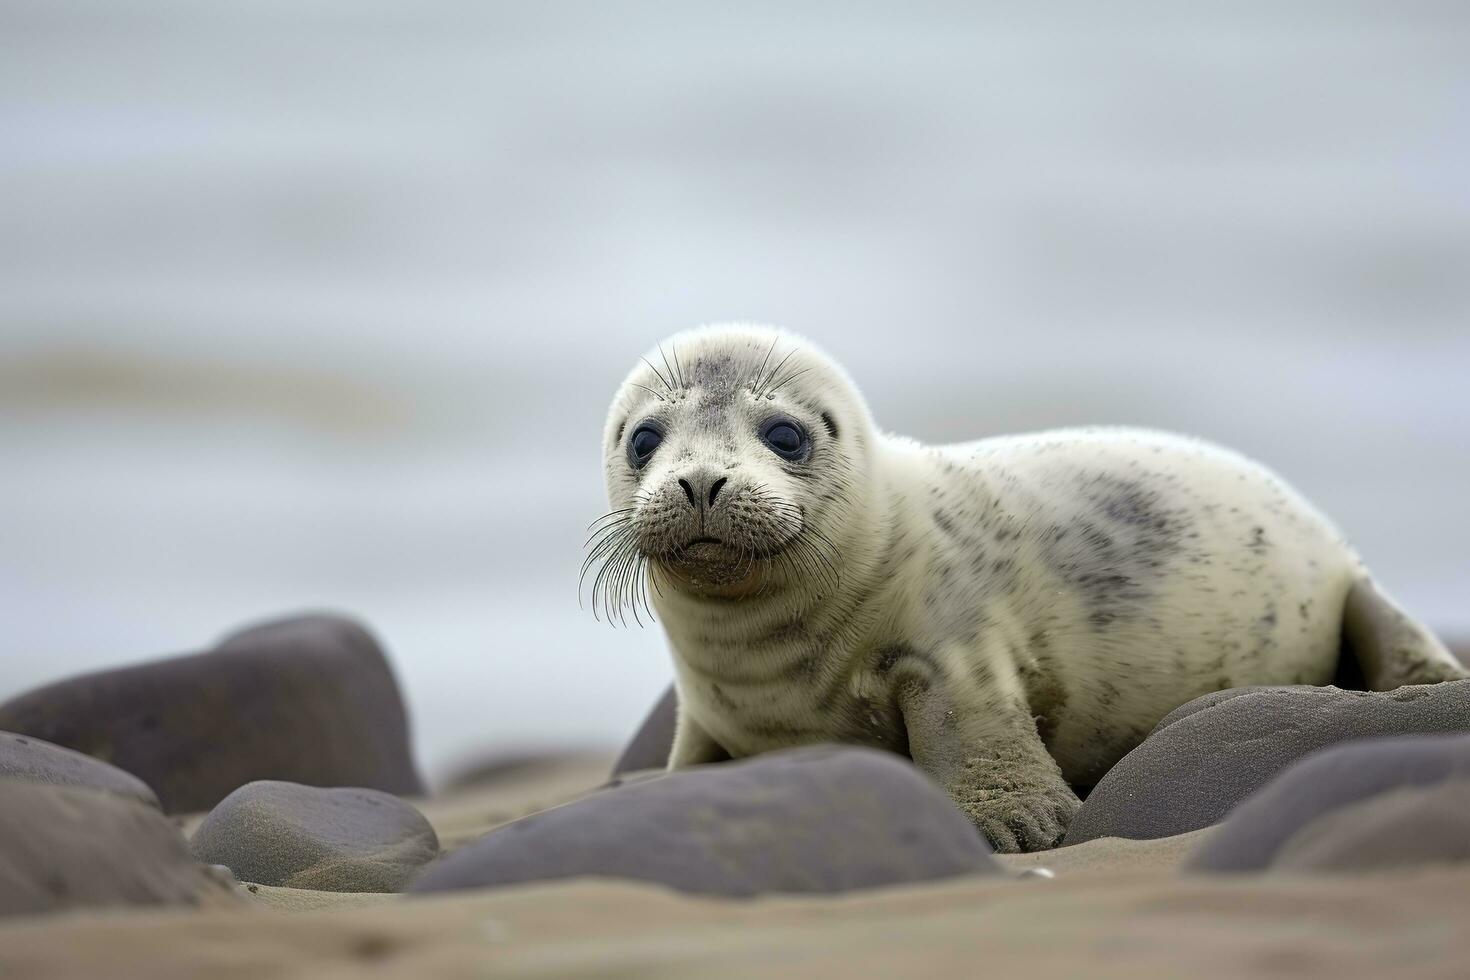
[0,783,242,918]
[191,780,439,892]
[611,685,677,776]
[1,730,159,808]
[1186,733,1470,872]
[1063,679,1470,845]
[411,745,999,898]
[0,614,424,813]
[1149,685,1315,732]
[1271,781,1470,872]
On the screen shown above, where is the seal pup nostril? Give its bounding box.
[707,477,728,507]
[678,478,697,508]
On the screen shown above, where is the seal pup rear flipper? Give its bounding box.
[1342,578,1467,691]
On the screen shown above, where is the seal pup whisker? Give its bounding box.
[749,335,780,396]
[586,506,638,531]
[669,340,687,390]
[753,347,799,398]
[584,513,635,547]
[626,382,667,403]
[763,366,814,400]
[640,356,675,394]
[582,528,633,620]
[656,343,681,394]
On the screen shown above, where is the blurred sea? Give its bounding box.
[3,2,1467,780]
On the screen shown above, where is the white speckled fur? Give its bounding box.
[598,324,1464,851]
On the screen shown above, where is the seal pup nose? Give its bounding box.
[676,474,729,510]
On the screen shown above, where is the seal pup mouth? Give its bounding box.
[655,536,767,592]
[671,536,736,567]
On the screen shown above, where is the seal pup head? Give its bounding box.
[587,324,875,623]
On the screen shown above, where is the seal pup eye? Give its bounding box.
[628,425,663,468]
[760,419,809,461]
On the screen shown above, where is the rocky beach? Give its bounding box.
[2,613,1467,977]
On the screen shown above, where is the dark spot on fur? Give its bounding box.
[820,411,839,439]
[763,618,808,645]
[709,683,737,712]
[614,419,627,445]
[932,509,959,537]
[969,657,995,689]
[1018,651,1068,749]
[878,644,945,703]
[874,643,914,675]
[689,351,737,388]
[1039,473,1188,631]
[782,653,820,680]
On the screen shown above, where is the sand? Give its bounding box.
[3,754,1467,978]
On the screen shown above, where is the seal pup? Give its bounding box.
[588,324,1465,852]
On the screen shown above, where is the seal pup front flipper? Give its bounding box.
[894,647,1080,853]
[1342,578,1467,691]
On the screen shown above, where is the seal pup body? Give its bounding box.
[594,325,1464,852]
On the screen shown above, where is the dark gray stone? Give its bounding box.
[0,730,159,808]
[191,780,439,892]
[0,614,425,813]
[1063,679,1470,845]
[611,685,677,776]
[0,783,242,918]
[1187,734,1470,872]
[1149,685,1314,733]
[1271,781,1470,872]
[411,745,999,898]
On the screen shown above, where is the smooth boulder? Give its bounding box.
[1,730,159,808]
[411,744,998,898]
[611,685,677,775]
[0,614,424,813]
[1187,733,1470,872]
[1270,783,1470,872]
[0,783,241,917]
[191,781,439,892]
[1063,679,1470,845]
